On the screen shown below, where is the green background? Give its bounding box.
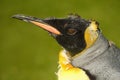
[0,0,120,80]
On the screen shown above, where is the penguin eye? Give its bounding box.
[67,28,77,35]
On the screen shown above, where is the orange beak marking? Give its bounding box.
[30,21,61,35]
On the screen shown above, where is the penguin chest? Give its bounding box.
[57,66,90,80]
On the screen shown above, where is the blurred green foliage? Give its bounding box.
[0,0,120,80]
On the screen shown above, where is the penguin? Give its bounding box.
[12,14,120,80]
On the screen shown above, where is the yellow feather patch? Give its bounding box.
[85,21,98,48]
[57,50,90,80]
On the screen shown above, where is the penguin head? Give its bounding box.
[13,14,100,56]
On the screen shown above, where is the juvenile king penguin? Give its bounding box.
[12,14,120,80]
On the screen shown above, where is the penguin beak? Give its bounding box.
[12,14,61,35]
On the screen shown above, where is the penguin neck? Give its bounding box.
[70,33,110,67]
